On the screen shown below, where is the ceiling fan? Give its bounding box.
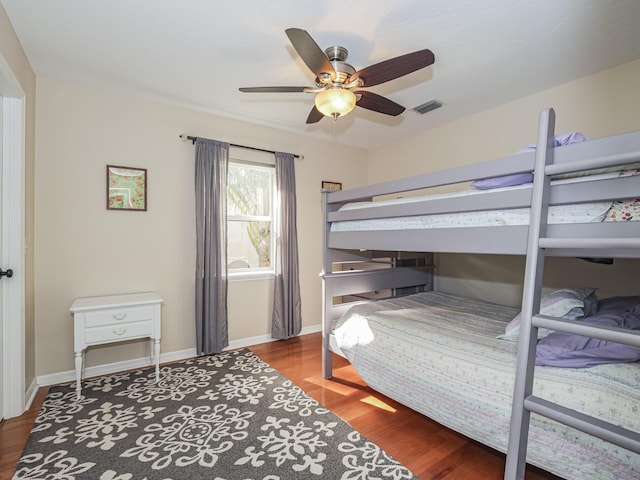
[239,28,435,124]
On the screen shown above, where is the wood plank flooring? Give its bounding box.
[0,332,560,480]
[250,333,560,480]
[0,387,49,480]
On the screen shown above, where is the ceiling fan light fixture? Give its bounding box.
[315,88,356,119]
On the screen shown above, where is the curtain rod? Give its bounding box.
[179,134,303,160]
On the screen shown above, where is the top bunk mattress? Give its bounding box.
[331,172,640,232]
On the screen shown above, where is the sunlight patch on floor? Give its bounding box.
[360,395,397,413]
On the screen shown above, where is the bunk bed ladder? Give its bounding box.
[505,108,640,479]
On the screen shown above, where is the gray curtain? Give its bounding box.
[194,138,229,354]
[272,152,302,339]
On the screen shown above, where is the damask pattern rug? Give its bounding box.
[14,349,417,480]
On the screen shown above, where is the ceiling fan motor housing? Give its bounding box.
[316,45,355,86]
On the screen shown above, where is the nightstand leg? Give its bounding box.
[75,351,83,400]
[154,339,160,382]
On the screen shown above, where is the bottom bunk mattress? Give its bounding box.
[332,291,640,480]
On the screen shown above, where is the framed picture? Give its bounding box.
[107,165,147,211]
[321,180,342,191]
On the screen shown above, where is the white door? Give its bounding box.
[0,93,3,421]
[0,54,26,419]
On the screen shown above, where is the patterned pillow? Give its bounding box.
[498,288,598,341]
[605,197,640,222]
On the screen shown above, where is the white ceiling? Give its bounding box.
[3,0,640,149]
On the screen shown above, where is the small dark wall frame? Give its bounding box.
[321,180,342,191]
[107,165,147,211]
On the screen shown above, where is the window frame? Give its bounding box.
[226,157,277,281]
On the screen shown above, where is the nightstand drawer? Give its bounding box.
[84,319,154,344]
[83,305,155,328]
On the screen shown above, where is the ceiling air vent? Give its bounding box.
[413,99,442,114]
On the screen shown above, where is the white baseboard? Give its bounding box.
[36,324,322,388]
[226,324,321,350]
[23,378,39,411]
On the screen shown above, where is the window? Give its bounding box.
[227,161,276,277]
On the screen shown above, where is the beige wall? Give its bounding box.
[0,4,36,393]
[34,77,367,376]
[368,60,640,307]
[29,58,640,377]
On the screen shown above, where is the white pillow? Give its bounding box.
[498,288,597,341]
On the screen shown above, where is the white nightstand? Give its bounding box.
[69,292,163,399]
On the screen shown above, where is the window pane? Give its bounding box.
[227,164,272,217]
[228,220,271,269]
[227,162,275,273]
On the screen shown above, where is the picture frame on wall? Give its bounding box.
[107,165,147,211]
[321,180,342,191]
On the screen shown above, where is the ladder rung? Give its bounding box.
[524,396,640,454]
[532,315,640,347]
[538,237,640,250]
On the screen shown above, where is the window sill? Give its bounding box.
[228,270,274,282]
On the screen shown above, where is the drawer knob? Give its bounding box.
[113,312,127,321]
[113,327,127,336]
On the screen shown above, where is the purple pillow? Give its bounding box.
[596,295,640,313]
[536,297,640,368]
[516,132,589,154]
[471,173,533,190]
[471,132,589,190]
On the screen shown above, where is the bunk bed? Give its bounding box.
[320,108,640,480]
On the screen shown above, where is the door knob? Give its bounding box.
[0,269,13,278]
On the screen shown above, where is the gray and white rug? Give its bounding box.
[14,349,417,480]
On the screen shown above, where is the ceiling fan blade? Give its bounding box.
[351,49,435,87]
[355,91,405,116]
[306,105,324,124]
[239,86,309,93]
[285,28,336,79]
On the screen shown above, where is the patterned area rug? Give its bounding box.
[14,349,417,480]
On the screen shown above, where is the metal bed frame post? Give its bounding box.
[321,190,335,379]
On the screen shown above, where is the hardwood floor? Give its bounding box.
[0,387,49,480]
[250,333,560,480]
[0,333,560,480]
